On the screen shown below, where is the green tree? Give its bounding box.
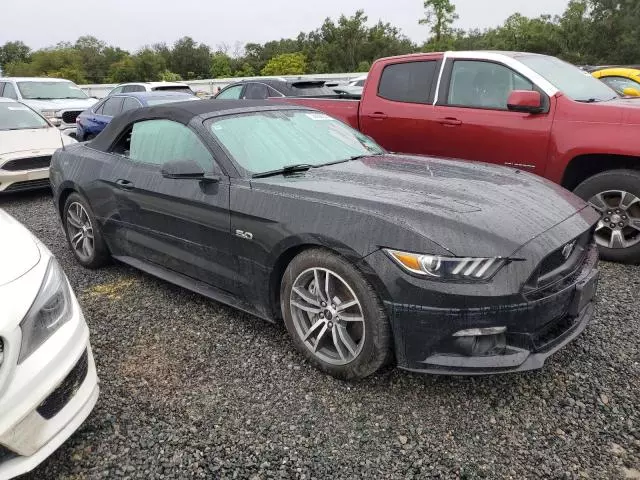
[261,53,307,76]
[234,62,256,77]
[159,70,182,81]
[210,53,233,78]
[169,37,212,79]
[107,56,138,83]
[0,41,31,70]
[133,48,167,81]
[419,0,459,44]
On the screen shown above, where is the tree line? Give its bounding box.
[0,0,637,85]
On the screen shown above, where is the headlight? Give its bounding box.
[385,249,509,281]
[18,257,73,363]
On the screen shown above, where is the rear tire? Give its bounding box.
[574,169,640,264]
[63,192,110,269]
[280,248,392,380]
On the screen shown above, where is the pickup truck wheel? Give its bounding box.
[281,248,392,380]
[574,169,640,264]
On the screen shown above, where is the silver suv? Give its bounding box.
[0,77,97,137]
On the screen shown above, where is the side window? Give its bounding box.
[93,100,106,114]
[126,119,215,171]
[243,83,269,99]
[121,97,141,112]
[1,82,18,100]
[102,97,124,117]
[447,60,534,110]
[267,86,283,97]
[600,76,640,95]
[109,86,124,95]
[377,61,437,104]
[216,85,243,99]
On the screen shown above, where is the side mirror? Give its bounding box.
[507,90,544,114]
[622,87,640,97]
[161,160,220,182]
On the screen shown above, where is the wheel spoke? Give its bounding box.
[589,193,608,212]
[291,301,322,314]
[619,191,640,210]
[336,299,358,312]
[314,269,327,302]
[339,313,364,323]
[303,319,325,341]
[293,286,320,307]
[68,211,83,228]
[337,325,357,356]
[81,238,91,256]
[313,324,329,352]
[332,327,347,360]
[609,230,627,249]
[71,231,83,247]
[595,220,607,232]
[629,217,640,232]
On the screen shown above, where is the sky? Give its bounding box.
[2,0,570,52]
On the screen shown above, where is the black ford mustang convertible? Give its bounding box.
[50,100,600,379]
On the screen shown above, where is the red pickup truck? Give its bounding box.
[279,51,640,263]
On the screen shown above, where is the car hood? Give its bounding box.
[253,155,595,257]
[0,210,41,287]
[21,98,98,111]
[0,127,63,156]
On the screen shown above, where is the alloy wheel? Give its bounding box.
[66,202,95,261]
[289,268,366,366]
[589,190,640,249]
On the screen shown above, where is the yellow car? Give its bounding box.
[592,68,640,96]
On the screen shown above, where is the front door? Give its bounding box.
[108,119,235,293]
[431,59,555,175]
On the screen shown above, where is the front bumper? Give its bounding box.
[363,226,600,375]
[0,282,99,479]
[0,168,50,193]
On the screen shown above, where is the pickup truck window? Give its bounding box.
[378,61,437,104]
[518,55,617,102]
[447,60,533,110]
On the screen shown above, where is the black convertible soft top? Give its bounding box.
[90,99,298,152]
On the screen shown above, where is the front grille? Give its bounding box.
[1,155,51,171]
[37,350,88,420]
[3,179,51,193]
[61,110,81,124]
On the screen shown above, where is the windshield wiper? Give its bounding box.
[575,97,616,103]
[252,164,314,179]
[24,97,55,100]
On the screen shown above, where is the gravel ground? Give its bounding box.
[3,190,639,480]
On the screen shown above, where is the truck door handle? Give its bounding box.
[368,112,388,120]
[115,179,134,190]
[438,117,462,126]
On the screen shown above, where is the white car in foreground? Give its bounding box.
[0,98,76,193]
[0,210,98,479]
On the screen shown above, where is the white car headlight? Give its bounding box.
[385,249,512,281]
[18,257,73,363]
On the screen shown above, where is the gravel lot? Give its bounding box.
[3,191,639,480]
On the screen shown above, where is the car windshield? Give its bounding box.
[209,110,384,174]
[0,102,49,130]
[17,81,89,100]
[518,55,618,102]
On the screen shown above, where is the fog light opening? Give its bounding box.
[451,327,507,356]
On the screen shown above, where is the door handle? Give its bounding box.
[115,179,134,190]
[368,112,388,120]
[437,117,462,126]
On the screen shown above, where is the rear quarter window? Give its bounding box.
[377,61,438,104]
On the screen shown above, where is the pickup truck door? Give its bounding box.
[358,59,445,155]
[430,58,554,174]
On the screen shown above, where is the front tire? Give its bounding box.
[574,169,640,264]
[63,192,110,269]
[281,248,392,380]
